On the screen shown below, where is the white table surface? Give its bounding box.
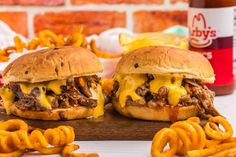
[24,92,236,157]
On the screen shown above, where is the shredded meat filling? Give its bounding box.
[113,75,220,117]
[7,75,100,111]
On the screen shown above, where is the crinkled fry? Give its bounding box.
[0,150,25,157]
[187,142,236,157]
[204,116,233,140]
[151,128,178,157]
[213,147,236,157]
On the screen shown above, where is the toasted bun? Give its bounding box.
[9,104,102,120]
[3,46,103,84]
[112,98,198,121]
[116,46,215,83]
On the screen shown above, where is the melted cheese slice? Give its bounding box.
[19,80,66,110]
[92,84,104,117]
[150,75,187,106]
[0,88,15,114]
[115,74,147,108]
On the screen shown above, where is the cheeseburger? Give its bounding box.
[111,46,220,121]
[0,46,105,120]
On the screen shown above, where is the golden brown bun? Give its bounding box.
[9,104,102,120]
[116,46,215,83]
[3,46,103,84]
[112,98,198,121]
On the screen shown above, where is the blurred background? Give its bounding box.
[0,0,187,38]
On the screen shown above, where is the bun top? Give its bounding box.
[115,46,215,83]
[3,46,103,83]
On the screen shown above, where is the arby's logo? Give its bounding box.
[189,13,217,48]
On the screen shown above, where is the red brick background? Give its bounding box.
[134,11,187,32]
[0,0,64,5]
[71,0,163,4]
[0,12,28,36]
[34,11,126,35]
[0,0,188,37]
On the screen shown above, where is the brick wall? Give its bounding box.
[0,0,188,38]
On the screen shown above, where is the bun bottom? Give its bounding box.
[9,104,103,120]
[112,98,199,121]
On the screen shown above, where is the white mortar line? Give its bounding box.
[27,10,35,39]
[0,4,188,12]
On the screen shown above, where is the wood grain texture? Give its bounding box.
[0,105,170,140]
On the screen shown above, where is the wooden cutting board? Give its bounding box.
[0,105,170,140]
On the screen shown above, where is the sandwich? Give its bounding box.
[111,46,220,122]
[0,46,105,120]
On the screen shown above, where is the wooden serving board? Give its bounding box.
[0,105,170,140]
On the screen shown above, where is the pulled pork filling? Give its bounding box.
[6,75,100,111]
[112,74,220,117]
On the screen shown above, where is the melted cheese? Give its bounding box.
[0,88,15,114]
[20,83,51,110]
[47,80,66,95]
[92,84,104,117]
[19,80,66,110]
[150,75,187,106]
[115,74,147,108]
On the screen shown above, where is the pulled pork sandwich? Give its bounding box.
[111,46,220,122]
[0,46,105,120]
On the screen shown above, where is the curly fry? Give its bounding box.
[0,121,74,153]
[170,119,206,155]
[224,137,236,143]
[44,126,75,146]
[151,128,178,157]
[0,50,6,56]
[34,146,64,155]
[213,147,236,157]
[0,150,24,157]
[187,142,236,157]
[0,56,9,62]
[62,144,80,156]
[204,116,233,140]
[0,119,28,132]
[28,38,40,50]
[90,39,122,58]
[14,36,26,52]
[38,30,64,47]
[205,139,222,148]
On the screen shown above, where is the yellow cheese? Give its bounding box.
[47,80,66,95]
[19,83,52,110]
[115,74,147,108]
[92,84,104,117]
[150,75,187,106]
[0,88,15,114]
[19,83,32,94]
[19,80,67,110]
